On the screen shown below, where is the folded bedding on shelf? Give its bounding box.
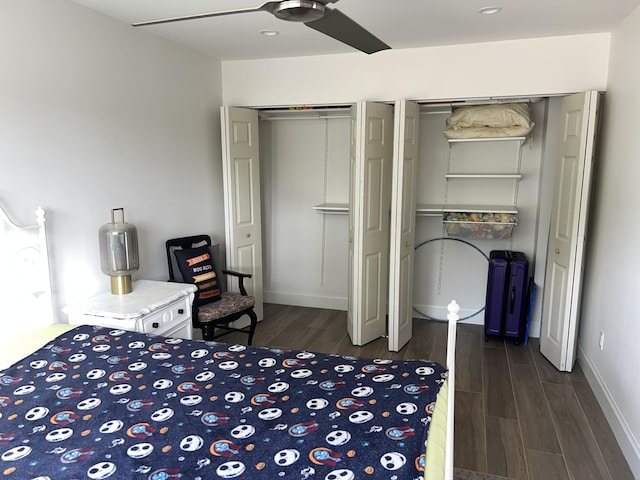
[444,103,534,139]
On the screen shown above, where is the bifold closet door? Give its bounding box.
[348,102,393,346]
[220,106,264,321]
[540,91,599,372]
[388,100,421,351]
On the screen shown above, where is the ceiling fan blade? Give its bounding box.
[132,1,280,27]
[304,7,390,54]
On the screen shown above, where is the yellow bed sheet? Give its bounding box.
[425,377,449,480]
[0,323,76,370]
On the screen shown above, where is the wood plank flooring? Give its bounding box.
[206,303,635,480]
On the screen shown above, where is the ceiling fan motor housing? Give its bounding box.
[273,1,326,22]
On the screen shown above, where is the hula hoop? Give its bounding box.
[413,237,489,322]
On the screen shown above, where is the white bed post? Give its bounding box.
[445,300,459,480]
[36,207,54,325]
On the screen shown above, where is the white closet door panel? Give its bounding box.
[544,261,569,345]
[365,157,385,231]
[348,102,393,346]
[221,106,264,320]
[233,158,256,225]
[389,100,420,351]
[540,91,599,371]
[363,251,383,323]
[347,108,357,342]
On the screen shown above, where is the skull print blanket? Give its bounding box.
[0,325,446,480]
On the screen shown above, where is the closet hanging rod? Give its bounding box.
[259,114,352,121]
[258,106,352,122]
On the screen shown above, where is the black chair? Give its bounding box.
[166,235,257,345]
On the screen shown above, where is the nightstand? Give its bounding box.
[65,280,197,339]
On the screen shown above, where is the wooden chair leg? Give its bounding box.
[247,310,258,345]
[202,323,215,341]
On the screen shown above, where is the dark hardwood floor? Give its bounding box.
[206,303,635,480]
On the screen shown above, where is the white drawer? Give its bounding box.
[139,296,192,336]
[161,320,193,340]
[65,280,196,339]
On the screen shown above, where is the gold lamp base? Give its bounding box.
[111,275,133,295]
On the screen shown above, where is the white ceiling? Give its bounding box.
[71,0,640,61]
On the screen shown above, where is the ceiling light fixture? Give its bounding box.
[478,6,502,15]
[260,30,279,37]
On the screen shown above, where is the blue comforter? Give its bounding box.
[0,325,446,480]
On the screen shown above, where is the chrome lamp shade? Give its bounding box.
[99,208,139,294]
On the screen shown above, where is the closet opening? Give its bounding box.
[223,94,570,347]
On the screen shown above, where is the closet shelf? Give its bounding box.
[441,132,526,239]
[312,203,348,215]
[313,204,518,216]
[447,136,526,145]
[416,204,518,216]
[445,173,522,179]
[444,204,518,214]
[416,204,444,217]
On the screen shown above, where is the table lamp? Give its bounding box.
[99,208,139,294]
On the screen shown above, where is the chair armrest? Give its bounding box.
[223,269,253,297]
[223,269,252,279]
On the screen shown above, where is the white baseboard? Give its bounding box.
[528,320,541,339]
[577,344,640,478]
[264,291,347,311]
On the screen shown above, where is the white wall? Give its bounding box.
[0,0,224,321]
[578,4,640,476]
[222,34,610,107]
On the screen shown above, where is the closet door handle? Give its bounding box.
[555,248,560,254]
[152,322,159,329]
[178,309,184,315]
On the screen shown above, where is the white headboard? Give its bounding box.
[0,203,54,336]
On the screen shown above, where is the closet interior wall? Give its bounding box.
[259,110,351,310]
[257,99,557,333]
[412,100,547,325]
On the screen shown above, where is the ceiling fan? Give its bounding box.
[132,0,390,55]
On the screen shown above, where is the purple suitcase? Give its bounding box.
[503,251,529,339]
[485,251,509,337]
[484,250,529,341]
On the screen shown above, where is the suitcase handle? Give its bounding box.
[510,286,516,314]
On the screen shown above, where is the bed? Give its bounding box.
[0,202,457,480]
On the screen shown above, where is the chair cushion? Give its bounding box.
[174,245,222,305]
[197,292,255,323]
